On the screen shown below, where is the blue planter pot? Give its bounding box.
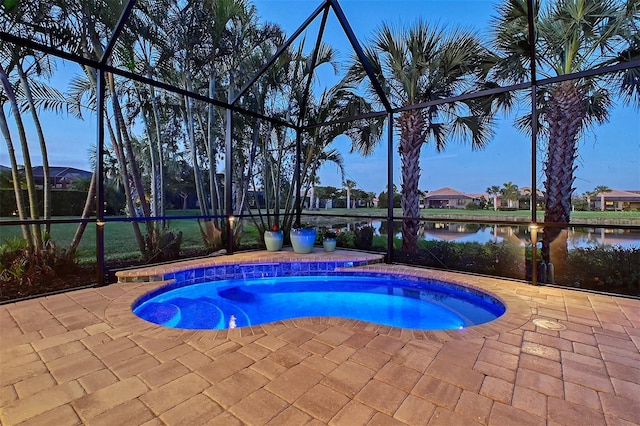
[290,228,317,254]
[264,230,283,251]
[322,238,337,252]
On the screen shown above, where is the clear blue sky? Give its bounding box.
[1,0,638,196]
[254,0,640,195]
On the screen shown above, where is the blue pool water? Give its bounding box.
[133,274,505,330]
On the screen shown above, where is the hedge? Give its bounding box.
[0,189,91,217]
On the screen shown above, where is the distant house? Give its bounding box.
[31,166,92,189]
[594,189,640,211]
[489,186,543,209]
[517,187,544,209]
[423,187,474,209]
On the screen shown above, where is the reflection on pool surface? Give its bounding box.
[133,274,505,330]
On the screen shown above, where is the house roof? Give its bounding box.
[424,187,472,200]
[519,187,544,197]
[597,189,640,202]
[31,166,92,179]
[467,193,486,200]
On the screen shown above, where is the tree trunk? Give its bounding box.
[107,83,148,258]
[184,75,209,217]
[0,108,32,243]
[110,86,150,219]
[69,170,96,255]
[207,72,221,221]
[0,63,42,250]
[149,80,165,220]
[542,81,585,265]
[17,62,51,235]
[398,110,425,254]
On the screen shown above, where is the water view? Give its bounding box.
[333,220,640,249]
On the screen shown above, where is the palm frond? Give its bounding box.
[16,78,68,114]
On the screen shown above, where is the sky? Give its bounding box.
[1,0,639,197]
[253,0,640,195]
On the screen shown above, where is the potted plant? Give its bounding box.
[322,229,337,252]
[290,223,317,254]
[264,224,283,252]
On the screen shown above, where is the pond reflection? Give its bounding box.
[329,220,640,249]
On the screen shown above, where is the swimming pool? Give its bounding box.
[133,273,505,330]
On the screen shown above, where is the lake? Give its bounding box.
[331,220,640,249]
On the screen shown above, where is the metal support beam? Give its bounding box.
[297,6,330,128]
[295,129,302,225]
[231,1,330,105]
[225,108,234,254]
[328,0,392,112]
[96,70,106,286]
[101,0,137,65]
[0,32,297,129]
[527,0,539,286]
[386,112,394,264]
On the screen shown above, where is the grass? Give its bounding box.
[1,208,638,264]
[0,218,209,264]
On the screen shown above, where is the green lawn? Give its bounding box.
[0,217,210,264]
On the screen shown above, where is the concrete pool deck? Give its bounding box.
[1,249,639,425]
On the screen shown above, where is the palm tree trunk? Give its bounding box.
[17,62,51,235]
[69,170,96,255]
[82,65,148,257]
[207,73,221,221]
[0,63,42,250]
[148,79,165,220]
[0,108,32,243]
[398,110,424,254]
[184,101,207,217]
[110,84,150,219]
[542,81,585,268]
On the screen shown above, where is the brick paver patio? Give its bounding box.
[1,250,638,425]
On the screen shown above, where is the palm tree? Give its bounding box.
[0,62,42,250]
[347,21,494,253]
[492,0,640,266]
[308,175,320,210]
[584,190,598,211]
[486,185,501,211]
[500,181,520,208]
[344,179,357,209]
[594,185,612,211]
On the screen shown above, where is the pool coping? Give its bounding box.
[106,250,533,344]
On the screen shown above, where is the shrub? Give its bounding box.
[336,230,354,248]
[561,246,639,296]
[145,229,183,262]
[323,230,337,239]
[0,237,79,291]
[465,202,481,210]
[401,240,526,280]
[354,225,374,249]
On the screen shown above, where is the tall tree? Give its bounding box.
[0,62,42,249]
[344,179,357,209]
[491,0,640,266]
[594,185,612,211]
[486,185,501,211]
[347,21,494,253]
[500,181,520,208]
